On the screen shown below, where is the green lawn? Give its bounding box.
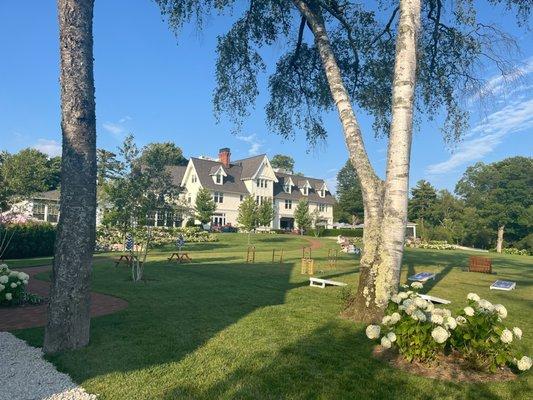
[13,233,533,399]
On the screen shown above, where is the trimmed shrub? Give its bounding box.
[0,223,56,259]
[306,228,363,237]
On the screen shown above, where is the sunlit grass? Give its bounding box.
[13,233,533,399]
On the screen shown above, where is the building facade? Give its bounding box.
[171,148,335,229]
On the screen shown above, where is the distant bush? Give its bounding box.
[0,223,56,259]
[306,228,363,237]
[515,234,533,255]
[490,247,530,256]
[407,240,456,251]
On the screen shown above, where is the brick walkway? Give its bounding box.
[0,266,128,331]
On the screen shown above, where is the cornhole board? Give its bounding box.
[490,280,516,291]
[419,294,451,305]
[408,272,436,282]
[309,277,347,289]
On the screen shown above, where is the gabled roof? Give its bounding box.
[166,165,187,187]
[190,157,250,194]
[273,172,335,205]
[232,154,266,180]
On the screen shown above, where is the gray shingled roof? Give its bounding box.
[232,154,266,180]
[190,158,250,194]
[166,165,187,187]
[273,172,335,205]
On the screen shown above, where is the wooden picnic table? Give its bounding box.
[168,252,192,263]
[114,254,141,268]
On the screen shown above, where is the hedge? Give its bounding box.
[0,223,56,259]
[306,228,364,237]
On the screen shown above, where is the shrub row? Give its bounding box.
[0,223,56,259]
[306,228,364,237]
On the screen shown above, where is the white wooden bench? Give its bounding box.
[419,294,451,305]
[309,277,347,289]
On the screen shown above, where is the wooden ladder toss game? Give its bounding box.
[327,249,338,269]
[246,246,256,263]
[272,248,284,263]
[301,246,314,275]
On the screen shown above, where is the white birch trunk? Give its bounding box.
[293,0,421,321]
[496,225,505,253]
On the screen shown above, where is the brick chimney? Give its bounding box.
[218,148,231,167]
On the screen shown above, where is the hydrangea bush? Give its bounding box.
[0,264,29,306]
[366,282,531,373]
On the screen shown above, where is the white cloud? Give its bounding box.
[33,139,61,157]
[102,116,132,138]
[235,134,263,156]
[427,97,533,175]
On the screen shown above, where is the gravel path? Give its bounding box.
[0,332,96,400]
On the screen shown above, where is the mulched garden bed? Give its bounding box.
[373,346,516,383]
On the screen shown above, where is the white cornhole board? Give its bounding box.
[419,294,451,305]
[490,280,516,291]
[408,272,436,282]
[310,277,347,289]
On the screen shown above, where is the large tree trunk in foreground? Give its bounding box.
[294,0,421,322]
[496,225,505,253]
[44,0,97,354]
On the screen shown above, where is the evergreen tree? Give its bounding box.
[257,199,274,228]
[335,160,364,223]
[294,199,312,235]
[237,196,258,243]
[195,188,217,225]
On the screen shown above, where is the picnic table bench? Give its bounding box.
[469,256,492,274]
[168,252,192,263]
[309,277,347,289]
[114,254,141,268]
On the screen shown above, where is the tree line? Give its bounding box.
[335,156,532,253]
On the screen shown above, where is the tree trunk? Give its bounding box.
[294,0,421,322]
[496,225,505,253]
[44,0,97,354]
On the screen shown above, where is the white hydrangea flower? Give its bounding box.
[517,356,532,371]
[403,299,413,308]
[405,304,417,316]
[425,302,435,312]
[456,316,467,325]
[390,312,401,324]
[478,299,494,312]
[10,283,16,288]
[431,326,450,344]
[512,327,522,340]
[413,310,426,322]
[398,292,409,300]
[382,315,392,325]
[442,309,451,318]
[366,325,381,340]
[390,294,400,304]
[464,306,475,317]
[0,284,4,292]
[411,282,423,289]
[494,304,507,319]
[414,297,428,309]
[467,293,480,302]
[401,284,409,289]
[381,336,392,349]
[444,316,457,330]
[398,305,406,312]
[500,329,513,344]
[387,332,397,342]
[0,275,8,284]
[431,314,444,325]
[5,293,12,301]
[8,271,18,277]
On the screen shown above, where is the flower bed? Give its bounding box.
[0,264,30,306]
[96,226,218,251]
[365,282,531,377]
[406,239,457,250]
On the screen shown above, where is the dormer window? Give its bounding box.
[215,173,223,185]
[283,183,291,193]
[256,179,267,188]
[302,187,308,195]
[210,166,227,185]
[300,180,311,196]
[191,174,197,183]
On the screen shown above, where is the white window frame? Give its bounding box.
[214,191,224,203]
[191,174,197,183]
[284,199,292,209]
[215,174,223,185]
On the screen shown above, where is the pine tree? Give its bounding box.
[195,188,216,225]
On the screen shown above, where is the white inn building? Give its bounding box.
[170,148,335,230]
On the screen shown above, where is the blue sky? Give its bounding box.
[1,1,531,194]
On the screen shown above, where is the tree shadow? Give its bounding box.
[160,322,511,400]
